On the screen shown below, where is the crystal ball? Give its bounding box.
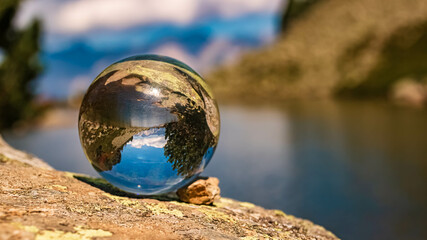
[78,55,220,195]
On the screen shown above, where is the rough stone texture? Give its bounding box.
[177,177,221,205]
[0,136,339,240]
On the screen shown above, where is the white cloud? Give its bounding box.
[151,43,201,71]
[151,37,249,73]
[68,75,91,97]
[55,0,199,33]
[15,0,62,31]
[16,0,283,34]
[128,135,167,149]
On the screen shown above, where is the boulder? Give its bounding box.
[177,177,221,205]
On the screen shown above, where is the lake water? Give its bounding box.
[4,100,427,240]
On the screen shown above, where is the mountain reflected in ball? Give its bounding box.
[78,55,220,195]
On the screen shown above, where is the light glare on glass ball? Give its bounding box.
[78,55,220,195]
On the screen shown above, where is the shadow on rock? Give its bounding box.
[73,174,179,201]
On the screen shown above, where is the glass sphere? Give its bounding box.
[78,55,220,195]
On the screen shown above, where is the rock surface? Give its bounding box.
[177,177,221,205]
[0,136,339,239]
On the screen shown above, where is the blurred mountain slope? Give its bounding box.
[208,0,427,102]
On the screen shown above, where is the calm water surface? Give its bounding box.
[4,101,427,240]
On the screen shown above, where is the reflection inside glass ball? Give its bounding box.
[78,55,220,195]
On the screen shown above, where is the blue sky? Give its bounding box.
[16,0,285,99]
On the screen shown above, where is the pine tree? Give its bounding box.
[0,0,43,129]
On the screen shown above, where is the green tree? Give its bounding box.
[0,0,43,129]
[164,100,217,178]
